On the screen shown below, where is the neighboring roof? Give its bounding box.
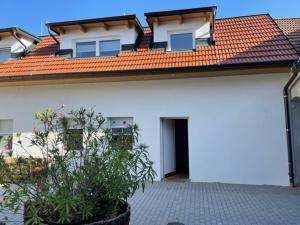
[47,15,144,35]
[0,27,40,42]
[0,14,298,79]
[275,18,300,54]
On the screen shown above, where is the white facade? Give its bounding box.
[0,72,290,186]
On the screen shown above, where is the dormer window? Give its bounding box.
[99,39,120,56]
[145,6,217,50]
[0,27,40,62]
[47,15,144,58]
[76,41,96,58]
[0,48,11,63]
[170,33,193,51]
[75,39,121,58]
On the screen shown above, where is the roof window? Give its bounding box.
[76,41,96,58]
[170,33,193,51]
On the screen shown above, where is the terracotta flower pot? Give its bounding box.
[25,203,130,225]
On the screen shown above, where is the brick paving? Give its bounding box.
[129,182,300,225]
[1,182,300,225]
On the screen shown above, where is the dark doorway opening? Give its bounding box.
[163,119,189,181]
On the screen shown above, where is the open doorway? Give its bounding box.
[161,118,189,181]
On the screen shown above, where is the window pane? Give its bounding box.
[170,33,193,51]
[76,42,96,58]
[0,48,11,63]
[100,40,120,56]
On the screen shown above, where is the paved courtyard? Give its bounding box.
[129,181,300,225]
[1,181,300,225]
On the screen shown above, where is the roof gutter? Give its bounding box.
[47,25,60,45]
[283,57,300,188]
[0,59,295,81]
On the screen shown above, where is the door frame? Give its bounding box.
[160,117,190,180]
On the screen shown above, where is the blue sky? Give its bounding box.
[1,0,299,36]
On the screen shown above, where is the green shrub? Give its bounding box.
[0,107,156,224]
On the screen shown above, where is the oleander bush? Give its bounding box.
[0,106,156,225]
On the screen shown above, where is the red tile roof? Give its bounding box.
[0,14,297,78]
[275,18,300,54]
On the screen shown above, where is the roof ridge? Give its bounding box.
[275,17,300,20]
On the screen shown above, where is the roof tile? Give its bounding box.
[0,14,298,78]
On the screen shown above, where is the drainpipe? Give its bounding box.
[283,58,300,188]
[209,6,217,45]
[11,28,28,55]
[47,25,60,45]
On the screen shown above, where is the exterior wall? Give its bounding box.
[153,18,210,50]
[0,36,35,53]
[0,73,289,185]
[60,26,138,51]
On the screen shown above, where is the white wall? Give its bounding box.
[0,73,289,185]
[60,26,138,51]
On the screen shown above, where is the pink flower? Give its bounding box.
[32,127,38,133]
[36,181,44,190]
[2,144,9,152]
[58,112,65,118]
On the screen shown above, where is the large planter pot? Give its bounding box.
[25,202,130,225]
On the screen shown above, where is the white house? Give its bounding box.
[0,6,299,186]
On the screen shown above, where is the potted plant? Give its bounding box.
[0,106,156,225]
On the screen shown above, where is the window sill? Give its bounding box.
[166,49,196,53]
[66,55,120,60]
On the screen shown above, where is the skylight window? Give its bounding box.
[99,40,120,56]
[170,33,193,51]
[0,48,11,63]
[76,41,96,58]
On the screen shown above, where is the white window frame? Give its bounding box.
[73,35,121,58]
[167,29,195,52]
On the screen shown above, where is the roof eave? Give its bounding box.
[0,27,40,42]
[47,15,144,35]
[0,60,295,81]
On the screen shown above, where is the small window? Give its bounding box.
[109,117,133,145]
[65,129,83,150]
[0,48,11,63]
[170,33,193,51]
[99,40,120,56]
[0,120,13,151]
[76,41,96,58]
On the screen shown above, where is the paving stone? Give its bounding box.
[129,182,300,225]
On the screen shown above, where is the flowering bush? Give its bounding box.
[0,107,156,224]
